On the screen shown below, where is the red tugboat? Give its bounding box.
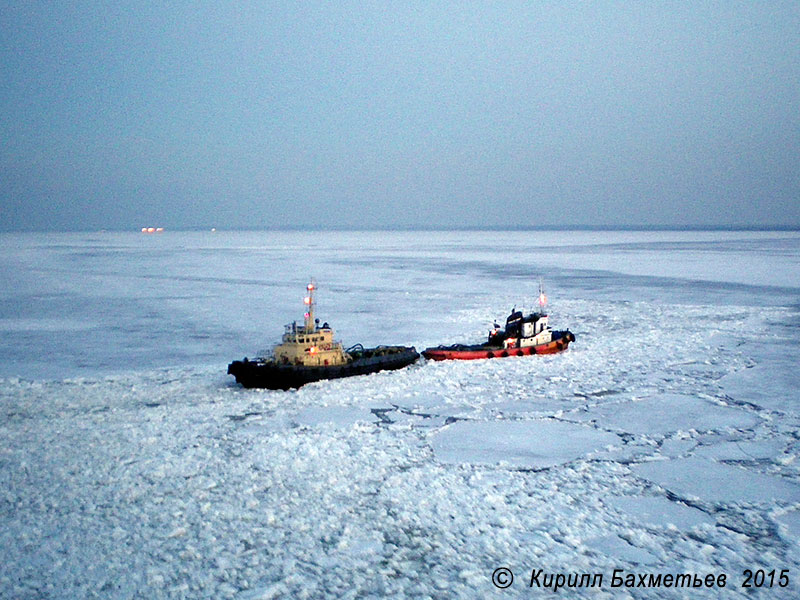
[422,284,575,361]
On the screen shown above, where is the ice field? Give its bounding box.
[1,229,799,598]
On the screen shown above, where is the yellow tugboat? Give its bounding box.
[228,282,419,389]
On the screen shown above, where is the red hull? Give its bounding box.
[422,337,572,361]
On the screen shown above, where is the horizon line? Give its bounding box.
[2,224,800,234]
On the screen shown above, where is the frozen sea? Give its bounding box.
[1,229,799,599]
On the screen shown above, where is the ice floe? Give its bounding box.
[633,457,800,504]
[570,393,760,437]
[431,419,621,468]
[606,495,715,530]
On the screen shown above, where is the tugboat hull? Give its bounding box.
[423,332,575,361]
[228,346,419,389]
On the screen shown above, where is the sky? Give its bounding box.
[1,2,799,232]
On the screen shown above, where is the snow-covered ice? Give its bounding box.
[1,230,799,598]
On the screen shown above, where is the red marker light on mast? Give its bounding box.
[307,283,315,291]
[304,296,312,305]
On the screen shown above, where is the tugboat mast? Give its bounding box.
[538,279,547,313]
[304,281,316,332]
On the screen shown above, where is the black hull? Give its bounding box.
[228,346,419,390]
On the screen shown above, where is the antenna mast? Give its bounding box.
[304,280,316,331]
[538,278,547,313]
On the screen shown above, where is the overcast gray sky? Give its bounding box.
[1,2,798,231]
